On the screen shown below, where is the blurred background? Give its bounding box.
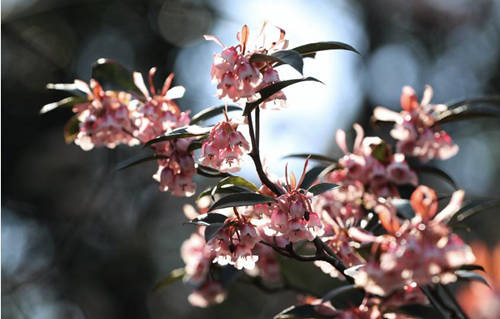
[2,0,500,318]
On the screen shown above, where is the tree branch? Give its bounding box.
[246,109,283,195]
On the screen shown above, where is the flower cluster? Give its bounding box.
[72,80,138,150]
[349,186,474,296]
[373,85,459,162]
[46,22,492,319]
[199,117,250,173]
[206,24,288,108]
[329,124,418,202]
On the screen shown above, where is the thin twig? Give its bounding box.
[246,109,282,195]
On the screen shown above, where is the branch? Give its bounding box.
[246,108,283,195]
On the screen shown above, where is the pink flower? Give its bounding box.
[349,186,474,296]
[72,80,139,150]
[181,230,213,285]
[205,24,288,108]
[267,160,325,243]
[373,85,459,162]
[200,118,250,173]
[245,243,281,283]
[208,216,260,270]
[187,280,226,308]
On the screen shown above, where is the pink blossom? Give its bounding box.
[187,280,227,308]
[245,243,281,283]
[72,80,139,150]
[200,118,250,173]
[181,230,213,285]
[205,24,288,108]
[349,186,475,296]
[266,161,325,243]
[373,85,459,162]
[208,217,260,270]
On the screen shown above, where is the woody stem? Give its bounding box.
[247,108,282,196]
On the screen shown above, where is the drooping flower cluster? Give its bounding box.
[349,186,475,296]
[59,68,197,197]
[265,164,325,243]
[72,80,139,150]
[45,23,491,318]
[206,23,288,108]
[373,85,459,162]
[210,215,260,270]
[199,117,250,173]
[329,124,418,202]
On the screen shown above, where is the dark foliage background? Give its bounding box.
[2,0,500,318]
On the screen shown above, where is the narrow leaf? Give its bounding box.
[153,268,186,292]
[244,77,322,115]
[414,166,458,190]
[190,105,242,125]
[455,270,490,287]
[198,185,250,200]
[308,183,338,196]
[144,126,212,147]
[274,304,326,319]
[208,193,275,212]
[321,284,357,302]
[291,41,360,57]
[250,50,304,74]
[204,223,226,242]
[459,264,485,272]
[216,176,259,193]
[435,101,500,125]
[91,58,140,93]
[299,166,327,190]
[190,212,228,226]
[450,199,500,225]
[392,198,415,219]
[116,153,168,170]
[40,96,87,114]
[283,153,337,163]
[63,115,80,144]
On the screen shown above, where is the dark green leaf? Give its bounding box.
[274,304,327,319]
[299,166,327,189]
[455,270,490,287]
[196,164,232,178]
[243,77,323,115]
[318,163,339,179]
[250,50,304,74]
[215,176,259,193]
[436,101,500,125]
[371,142,390,163]
[321,284,357,302]
[198,185,250,200]
[63,115,80,144]
[152,268,186,292]
[208,193,275,212]
[450,199,500,225]
[187,139,205,153]
[40,96,87,114]
[392,198,414,219]
[190,105,243,125]
[459,264,485,272]
[144,126,212,147]
[414,166,458,190]
[446,96,500,109]
[46,82,87,96]
[204,223,226,242]
[291,41,360,57]
[308,183,338,196]
[283,153,337,163]
[91,58,139,93]
[397,304,443,318]
[189,212,228,226]
[116,153,168,170]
